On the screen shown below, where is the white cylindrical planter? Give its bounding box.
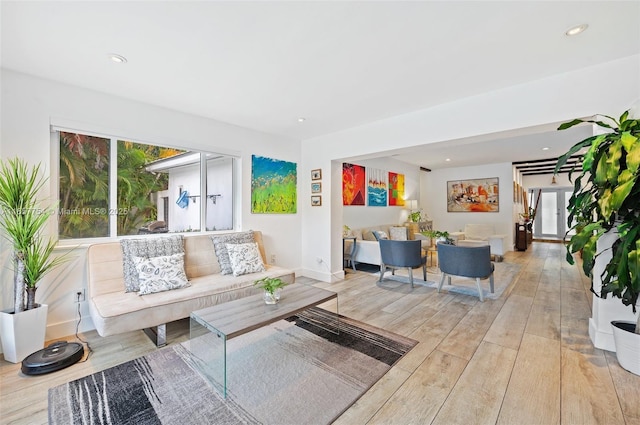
[589,230,639,351]
[0,304,48,363]
[611,321,640,375]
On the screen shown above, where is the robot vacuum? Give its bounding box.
[21,341,84,375]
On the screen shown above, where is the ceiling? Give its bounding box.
[2,1,638,171]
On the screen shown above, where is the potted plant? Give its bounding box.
[0,157,70,363]
[409,210,422,223]
[254,276,287,305]
[555,110,640,375]
[421,229,454,245]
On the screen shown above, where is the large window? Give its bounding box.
[58,131,234,239]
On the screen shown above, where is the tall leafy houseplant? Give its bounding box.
[555,111,640,335]
[0,158,68,312]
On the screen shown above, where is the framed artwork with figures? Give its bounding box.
[447,177,499,212]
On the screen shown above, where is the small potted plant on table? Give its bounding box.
[421,229,453,245]
[254,277,286,305]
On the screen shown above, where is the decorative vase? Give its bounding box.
[611,321,640,375]
[263,289,281,305]
[0,304,48,363]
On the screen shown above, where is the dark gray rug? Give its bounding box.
[48,307,417,425]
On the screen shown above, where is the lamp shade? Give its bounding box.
[407,200,418,210]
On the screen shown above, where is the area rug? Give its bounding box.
[376,261,521,300]
[48,307,417,425]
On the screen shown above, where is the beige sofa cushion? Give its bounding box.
[90,264,294,336]
[464,224,496,241]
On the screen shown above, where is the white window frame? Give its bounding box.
[51,125,237,243]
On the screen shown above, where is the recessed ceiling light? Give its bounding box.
[108,53,127,63]
[445,158,451,162]
[542,147,550,151]
[565,24,588,36]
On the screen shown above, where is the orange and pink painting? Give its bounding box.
[342,163,366,206]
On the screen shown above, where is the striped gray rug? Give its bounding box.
[49,307,417,425]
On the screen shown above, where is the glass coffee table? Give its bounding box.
[188,283,338,398]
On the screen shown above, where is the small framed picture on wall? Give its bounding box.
[311,195,322,206]
[311,169,322,180]
[311,182,322,193]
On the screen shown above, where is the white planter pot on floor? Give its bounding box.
[611,321,640,376]
[0,304,48,363]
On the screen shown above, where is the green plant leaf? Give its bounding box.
[580,134,606,172]
[597,188,614,220]
[557,119,586,131]
[626,242,639,295]
[609,170,636,212]
[620,110,629,123]
[554,135,601,173]
[595,139,622,186]
[623,133,640,174]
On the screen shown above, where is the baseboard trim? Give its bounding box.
[589,318,616,352]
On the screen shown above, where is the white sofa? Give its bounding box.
[450,224,509,260]
[87,231,295,346]
[345,224,429,266]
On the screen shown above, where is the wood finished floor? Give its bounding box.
[1,242,639,424]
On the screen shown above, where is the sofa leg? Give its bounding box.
[143,324,167,347]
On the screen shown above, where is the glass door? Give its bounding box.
[529,188,573,240]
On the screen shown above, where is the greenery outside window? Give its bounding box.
[58,130,234,239]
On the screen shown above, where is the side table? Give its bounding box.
[427,246,438,268]
[343,237,357,271]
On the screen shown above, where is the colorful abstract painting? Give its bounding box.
[342,163,366,206]
[367,168,387,206]
[388,172,405,206]
[447,177,499,212]
[251,155,297,213]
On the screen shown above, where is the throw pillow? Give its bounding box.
[373,230,388,241]
[121,235,185,292]
[211,231,255,275]
[389,226,408,241]
[362,229,378,241]
[133,253,190,295]
[226,242,266,277]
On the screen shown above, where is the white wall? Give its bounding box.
[169,165,201,232]
[206,157,234,231]
[300,54,639,282]
[0,69,302,340]
[425,162,514,243]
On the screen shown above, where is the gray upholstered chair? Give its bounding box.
[436,243,495,302]
[378,239,426,287]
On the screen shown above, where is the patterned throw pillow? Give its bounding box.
[121,235,184,292]
[225,242,266,277]
[133,253,190,295]
[373,230,389,241]
[389,226,408,241]
[211,231,255,275]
